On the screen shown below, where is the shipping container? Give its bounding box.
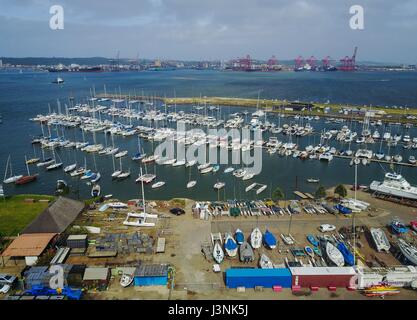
[290,267,356,288]
[225,268,292,289]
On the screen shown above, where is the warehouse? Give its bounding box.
[134,264,168,286]
[290,267,356,288]
[225,268,292,289]
[356,266,417,288]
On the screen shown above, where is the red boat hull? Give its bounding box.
[15,175,37,185]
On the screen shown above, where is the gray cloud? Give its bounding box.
[0,0,416,63]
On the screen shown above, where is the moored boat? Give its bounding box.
[235,229,244,245]
[325,241,345,267]
[212,241,224,264]
[239,241,254,262]
[259,253,273,269]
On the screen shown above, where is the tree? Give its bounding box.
[272,187,285,201]
[315,185,327,199]
[334,184,347,199]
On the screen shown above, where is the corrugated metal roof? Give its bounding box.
[226,268,292,277]
[290,267,356,276]
[134,264,168,277]
[67,235,88,240]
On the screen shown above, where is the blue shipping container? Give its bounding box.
[225,268,292,288]
[134,276,167,286]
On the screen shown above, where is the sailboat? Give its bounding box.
[212,240,224,264]
[46,148,63,170]
[132,136,146,161]
[224,233,238,257]
[15,156,37,185]
[64,163,77,173]
[259,254,274,269]
[91,172,101,183]
[263,229,277,249]
[116,158,130,180]
[26,146,40,164]
[3,155,23,184]
[186,164,197,188]
[70,157,86,177]
[151,181,165,189]
[325,241,345,267]
[250,228,262,249]
[235,229,244,245]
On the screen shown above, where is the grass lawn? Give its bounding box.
[0,194,55,236]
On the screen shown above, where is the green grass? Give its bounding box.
[0,194,55,236]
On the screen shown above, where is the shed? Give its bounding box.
[225,268,292,289]
[134,264,168,286]
[1,233,57,266]
[66,234,88,249]
[290,267,356,288]
[82,267,110,290]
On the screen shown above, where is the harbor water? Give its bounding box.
[1,69,417,201]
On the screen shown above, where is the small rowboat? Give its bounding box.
[152,181,166,189]
[305,246,315,258]
[224,167,234,173]
[187,180,197,188]
[120,274,134,288]
[214,182,225,190]
[307,234,319,247]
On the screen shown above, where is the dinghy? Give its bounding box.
[70,167,85,177]
[305,246,315,258]
[263,229,277,249]
[197,163,210,170]
[307,234,319,247]
[224,167,234,173]
[200,167,213,174]
[187,180,197,188]
[245,183,257,192]
[313,246,322,257]
[152,181,166,189]
[91,172,101,183]
[325,242,345,267]
[250,227,262,249]
[234,229,244,245]
[256,185,267,195]
[242,173,254,181]
[120,274,134,288]
[370,227,391,252]
[224,233,238,257]
[212,241,224,264]
[259,254,274,269]
[239,241,255,262]
[212,165,220,173]
[213,182,225,190]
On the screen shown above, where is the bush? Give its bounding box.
[334,184,347,198]
[272,187,285,201]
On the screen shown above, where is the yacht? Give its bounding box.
[370,173,417,200]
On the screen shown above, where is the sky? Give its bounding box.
[1,0,417,63]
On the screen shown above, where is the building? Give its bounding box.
[66,234,88,249]
[23,264,85,289]
[134,264,168,286]
[356,266,417,288]
[1,233,57,266]
[82,267,110,290]
[22,197,84,234]
[290,267,356,288]
[225,268,292,289]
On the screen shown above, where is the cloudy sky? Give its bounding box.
[1,0,417,63]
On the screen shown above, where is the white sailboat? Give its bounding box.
[259,254,274,269]
[326,242,345,267]
[250,228,262,249]
[212,241,225,264]
[151,181,165,189]
[3,155,23,184]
